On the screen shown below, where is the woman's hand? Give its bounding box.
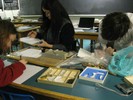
[19,59,28,65]
[28,31,37,38]
[37,40,53,48]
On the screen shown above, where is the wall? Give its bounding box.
[1,0,133,22]
[0,0,19,20]
[19,0,133,15]
[1,10,19,19]
[0,0,105,23]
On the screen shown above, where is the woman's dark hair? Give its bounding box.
[0,20,17,54]
[41,0,72,38]
[101,12,130,41]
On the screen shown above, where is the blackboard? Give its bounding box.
[0,0,2,10]
[19,0,133,15]
[19,0,42,15]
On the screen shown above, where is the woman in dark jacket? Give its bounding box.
[28,0,76,52]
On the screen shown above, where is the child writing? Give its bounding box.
[0,20,27,87]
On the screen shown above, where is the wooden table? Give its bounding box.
[10,82,87,100]
[13,21,43,26]
[74,30,98,52]
[6,48,76,67]
[7,69,133,100]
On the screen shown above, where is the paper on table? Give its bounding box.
[4,60,44,84]
[13,64,43,84]
[77,48,92,58]
[74,29,84,32]
[17,26,33,31]
[14,48,42,58]
[20,37,41,45]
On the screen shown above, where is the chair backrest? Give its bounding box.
[0,90,35,100]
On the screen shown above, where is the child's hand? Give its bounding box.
[19,59,28,65]
[28,31,37,38]
[37,40,53,48]
[105,47,115,56]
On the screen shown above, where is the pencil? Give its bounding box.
[28,31,34,37]
[20,55,22,60]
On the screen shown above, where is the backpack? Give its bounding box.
[108,46,133,77]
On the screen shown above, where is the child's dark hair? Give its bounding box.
[101,12,130,41]
[0,20,17,54]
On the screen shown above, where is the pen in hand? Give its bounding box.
[19,55,28,65]
[28,31,33,37]
[28,31,37,38]
[20,55,22,60]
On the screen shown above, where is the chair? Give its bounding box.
[0,90,35,100]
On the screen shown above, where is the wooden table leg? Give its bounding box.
[80,39,83,48]
[90,40,95,52]
[18,32,24,49]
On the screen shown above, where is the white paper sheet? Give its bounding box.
[13,64,43,84]
[17,26,33,31]
[20,37,41,45]
[77,48,92,58]
[4,60,44,84]
[74,29,84,32]
[14,48,42,58]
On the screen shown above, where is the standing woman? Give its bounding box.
[0,20,27,87]
[28,0,76,51]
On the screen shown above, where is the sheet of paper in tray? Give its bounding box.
[37,67,80,88]
[79,67,108,84]
[19,37,42,45]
